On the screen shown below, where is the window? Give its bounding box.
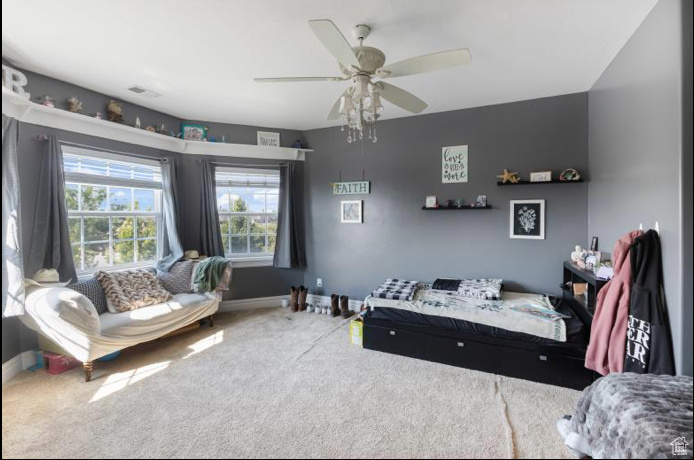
[62,146,163,273]
[215,168,279,260]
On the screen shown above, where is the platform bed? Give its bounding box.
[363,299,597,390]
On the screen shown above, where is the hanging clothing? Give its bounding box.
[624,230,676,375]
[585,230,643,375]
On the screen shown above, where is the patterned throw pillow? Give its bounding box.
[70,278,109,315]
[95,269,173,313]
[457,278,504,300]
[156,260,194,294]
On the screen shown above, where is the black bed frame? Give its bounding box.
[363,299,597,390]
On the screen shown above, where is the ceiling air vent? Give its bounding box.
[127,85,161,98]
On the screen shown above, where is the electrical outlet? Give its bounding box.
[317,278,323,288]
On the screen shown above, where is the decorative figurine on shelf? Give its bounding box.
[455,198,464,208]
[292,139,308,149]
[571,245,583,264]
[107,100,124,123]
[37,95,55,107]
[145,125,156,133]
[156,124,167,135]
[497,169,520,184]
[66,96,83,113]
[444,199,453,208]
[93,112,102,119]
[134,116,142,129]
[559,168,581,182]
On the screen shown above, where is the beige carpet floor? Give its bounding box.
[2,308,580,459]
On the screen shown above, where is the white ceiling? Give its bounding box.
[2,0,657,131]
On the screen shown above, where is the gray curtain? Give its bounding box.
[199,158,224,257]
[2,115,25,316]
[155,158,184,272]
[273,162,305,268]
[27,134,78,283]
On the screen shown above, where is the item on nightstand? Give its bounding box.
[497,169,520,184]
[37,95,55,107]
[573,283,588,296]
[66,96,83,113]
[298,286,308,311]
[330,294,340,317]
[107,100,124,123]
[559,168,581,182]
[596,265,614,281]
[43,352,80,375]
[340,295,354,319]
[571,246,583,264]
[350,320,363,346]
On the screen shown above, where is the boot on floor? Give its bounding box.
[290,286,299,312]
[340,295,354,319]
[330,294,340,317]
[298,286,308,311]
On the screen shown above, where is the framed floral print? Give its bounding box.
[510,199,545,240]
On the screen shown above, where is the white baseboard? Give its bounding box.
[2,350,38,385]
[218,295,288,312]
[218,294,364,313]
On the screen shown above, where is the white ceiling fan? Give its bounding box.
[255,20,471,142]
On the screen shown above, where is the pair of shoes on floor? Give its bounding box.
[330,294,355,319]
[290,286,308,312]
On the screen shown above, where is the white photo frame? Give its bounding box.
[425,195,438,208]
[257,131,280,147]
[530,171,552,182]
[510,199,545,240]
[341,200,363,224]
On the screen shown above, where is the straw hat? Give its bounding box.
[25,269,71,288]
[183,250,200,260]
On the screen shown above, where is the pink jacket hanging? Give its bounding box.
[585,230,643,375]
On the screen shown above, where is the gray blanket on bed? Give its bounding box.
[559,373,693,459]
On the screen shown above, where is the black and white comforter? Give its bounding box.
[558,373,693,459]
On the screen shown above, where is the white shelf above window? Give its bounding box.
[2,88,313,161]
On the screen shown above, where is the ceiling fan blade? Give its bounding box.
[327,90,349,120]
[254,76,345,82]
[308,19,360,69]
[377,81,428,114]
[378,49,471,78]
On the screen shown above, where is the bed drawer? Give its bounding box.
[363,324,425,359]
[423,335,500,374]
[499,348,593,390]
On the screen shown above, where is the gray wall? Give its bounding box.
[301,93,589,300]
[1,65,305,364]
[587,0,691,375]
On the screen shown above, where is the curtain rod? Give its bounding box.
[41,138,171,163]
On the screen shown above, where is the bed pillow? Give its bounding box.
[96,269,172,313]
[156,260,194,294]
[431,278,462,292]
[69,277,109,315]
[457,278,503,300]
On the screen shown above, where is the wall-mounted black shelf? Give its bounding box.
[497,179,585,186]
[421,205,492,211]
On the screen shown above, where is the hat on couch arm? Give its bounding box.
[25,268,72,288]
